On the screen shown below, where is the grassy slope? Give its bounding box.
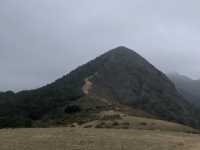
[0,114,200,150]
[0,127,200,150]
[82,111,198,133]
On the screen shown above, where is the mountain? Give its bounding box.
[168,73,200,106]
[0,46,199,128]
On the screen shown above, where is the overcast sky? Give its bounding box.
[1,0,200,92]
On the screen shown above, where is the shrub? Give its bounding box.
[64,105,81,114]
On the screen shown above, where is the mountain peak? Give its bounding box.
[0,46,199,129]
[97,46,144,66]
[108,46,136,55]
[113,46,132,50]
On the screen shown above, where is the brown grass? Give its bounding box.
[82,111,199,134]
[0,127,199,150]
[0,111,199,150]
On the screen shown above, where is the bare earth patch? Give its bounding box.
[82,78,93,95]
[0,127,199,150]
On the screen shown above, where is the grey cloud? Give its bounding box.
[1,0,200,91]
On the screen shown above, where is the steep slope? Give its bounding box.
[168,73,200,106]
[0,46,199,128]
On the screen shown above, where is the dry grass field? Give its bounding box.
[1,112,200,150]
[82,111,198,133]
[0,127,200,150]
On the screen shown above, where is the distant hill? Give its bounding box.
[168,73,200,107]
[0,46,200,128]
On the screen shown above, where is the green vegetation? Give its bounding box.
[0,46,200,129]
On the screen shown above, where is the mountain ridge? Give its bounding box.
[0,46,200,128]
[168,73,200,107]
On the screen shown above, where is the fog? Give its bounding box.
[1,0,200,91]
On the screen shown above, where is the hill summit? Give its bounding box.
[0,46,199,128]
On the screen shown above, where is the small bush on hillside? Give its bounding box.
[140,122,147,126]
[100,114,121,121]
[64,105,81,114]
